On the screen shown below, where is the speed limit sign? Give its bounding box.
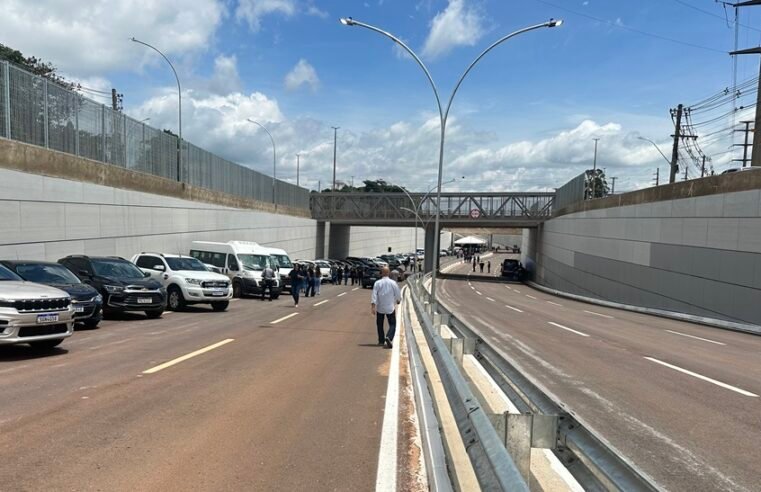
[469,208,481,219]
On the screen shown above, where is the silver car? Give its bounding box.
[0,264,75,350]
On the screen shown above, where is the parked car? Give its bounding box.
[500,259,526,281]
[0,263,75,349]
[191,241,281,299]
[132,253,232,312]
[362,267,382,288]
[265,247,295,291]
[379,255,401,269]
[59,255,166,319]
[1,260,103,329]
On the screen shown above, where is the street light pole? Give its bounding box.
[296,153,301,187]
[340,16,562,309]
[131,37,182,182]
[592,137,600,171]
[638,136,672,167]
[247,119,277,207]
[332,126,340,190]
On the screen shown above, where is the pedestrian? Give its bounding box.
[358,266,365,286]
[472,258,476,272]
[262,263,275,301]
[336,266,343,285]
[487,260,491,273]
[305,266,315,297]
[479,261,485,273]
[390,268,400,282]
[344,266,349,285]
[314,265,322,296]
[289,265,303,307]
[350,267,356,285]
[371,266,402,349]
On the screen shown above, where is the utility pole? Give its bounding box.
[684,163,689,181]
[592,138,600,171]
[331,126,340,190]
[351,175,354,188]
[296,153,300,187]
[669,104,684,184]
[729,0,761,166]
[111,89,118,111]
[610,176,617,194]
[318,180,321,192]
[701,155,706,178]
[733,120,753,167]
[653,168,660,186]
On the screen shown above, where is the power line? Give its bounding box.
[671,0,761,33]
[532,0,728,53]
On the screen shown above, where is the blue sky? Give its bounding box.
[2,0,759,192]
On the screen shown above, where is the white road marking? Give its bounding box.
[486,297,496,302]
[142,338,235,374]
[475,291,482,296]
[376,294,402,490]
[470,285,475,290]
[505,305,524,313]
[513,289,521,294]
[314,300,329,306]
[584,310,614,319]
[665,330,726,346]
[548,322,590,337]
[505,285,512,290]
[352,287,360,291]
[547,301,563,307]
[271,312,299,324]
[161,311,173,315]
[526,294,537,300]
[644,357,758,397]
[337,292,347,297]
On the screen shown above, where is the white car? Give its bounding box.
[132,253,233,311]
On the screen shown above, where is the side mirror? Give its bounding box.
[143,271,151,278]
[152,265,165,272]
[229,265,239,272]
[78,270,91,278]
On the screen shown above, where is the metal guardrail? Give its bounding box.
[407,274,660,492]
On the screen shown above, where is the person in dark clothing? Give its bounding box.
[289,265,304,307]
[487,260,491,273]
[350,267,356,285]
[357,266,365,285]
[479,261,485,273]
[262,264,276,301]
[336,266,343,284]
[305,266,315,297]
[472,258,476,272]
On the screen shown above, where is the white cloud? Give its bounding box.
[284,59,320,91]
[0,0,225,76]
[236,0,296,31]
[422,0,486,59]
[208,54,242,95]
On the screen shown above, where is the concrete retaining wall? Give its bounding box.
[0,167,416,263]
[534,187,761,325]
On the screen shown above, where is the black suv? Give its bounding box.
[59,256,166,319]
[362,267,382,289]
[1,261,103,329]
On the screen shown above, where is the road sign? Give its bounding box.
[469,208,481,219]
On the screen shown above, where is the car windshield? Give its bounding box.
[0,264,22,281]
[92,259,145,278]
[272,254,293,268]
[166,257,208,271]
[238,254,271,271]
[15,263,81,284]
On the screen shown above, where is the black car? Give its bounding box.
[59,255,166,319]
[501,259,526,281]
[362,267,381,289]
[1,260,103,329]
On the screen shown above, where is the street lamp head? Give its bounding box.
[340,17,355,26]
[548,18,563,27]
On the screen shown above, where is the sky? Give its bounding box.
[1,0,760,193]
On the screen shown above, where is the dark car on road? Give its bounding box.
[59,255,166,319]
[362,267,382,289]
[501,259,526,281]
[1,260,103,329]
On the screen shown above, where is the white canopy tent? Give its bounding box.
[454,236,487,246]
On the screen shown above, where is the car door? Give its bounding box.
[136,255,166,283]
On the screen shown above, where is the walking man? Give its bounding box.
[371,267,402,349]
[479,260,485,273]
[262,263,275,301]
[487,260,491,274]
[289,265,303,307]
[305,266,315,297]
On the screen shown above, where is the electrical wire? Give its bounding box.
[671,0,761,33]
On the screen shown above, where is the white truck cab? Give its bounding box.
[263,247,294,291]
[131,253,232,311]
[189,241,281,299]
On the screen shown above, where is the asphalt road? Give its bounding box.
[0,282,391,492]
[440,254,761,492]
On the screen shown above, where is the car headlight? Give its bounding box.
[93,294,103,303]
[104,285,124,294]
[185,278,203,285]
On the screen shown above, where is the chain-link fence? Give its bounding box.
[0,61,310,211]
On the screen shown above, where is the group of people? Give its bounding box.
[330,265,367,286]
[465,254,491,273]
[287,264,324,306]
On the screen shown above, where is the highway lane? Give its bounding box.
[0,283,391,491]
[440,254,761,492]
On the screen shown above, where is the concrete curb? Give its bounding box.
[527,281,761,336]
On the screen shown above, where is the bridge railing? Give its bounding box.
[311,192,555,222]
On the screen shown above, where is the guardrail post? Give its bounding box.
[490,412,532,482]
[531,414,558,449]
[433,312,441,330]
[450,338,464,366]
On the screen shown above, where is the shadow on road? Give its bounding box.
[0,345,69,362]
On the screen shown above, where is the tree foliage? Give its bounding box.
[0,43,78,90]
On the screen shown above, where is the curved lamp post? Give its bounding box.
[340,17,562,309]
[637,136,672,166]
[247,119,277,207]
[394,178,461,254]
[131,37,182,182]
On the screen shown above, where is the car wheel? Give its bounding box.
[167,286,185,311]
[82,318,100,329]
[211,301,229,312]
[29,339,63,350]
[145,308,164,319]
[271,294,280,300]
[233,281,243,298]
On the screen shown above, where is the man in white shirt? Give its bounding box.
[371,267,402,349]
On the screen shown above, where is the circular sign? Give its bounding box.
[469,208,481,219]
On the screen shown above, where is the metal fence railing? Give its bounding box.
[0,60,310,211]
[554,172,586,211]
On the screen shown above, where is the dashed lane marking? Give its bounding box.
[665,330,726,346]
[142,339,235,374]
[475,291,482,296]
[584,310,614,319]
[547,301,563,307]
[548,321,590,337]
[352,287,360,291]
[271,313,299,324]
[314,300,329,306]
[526,295,537,300]
[486,297,495,302]
[644,357,758,397]
[505,305,524,313]
[337,292,347,297]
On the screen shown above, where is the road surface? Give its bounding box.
[0,283,395,491]
[440,254,761,492]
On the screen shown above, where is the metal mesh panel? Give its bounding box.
[77,98,103,161]
[159,131,178,180]
[125,116,144,172]
[46,83,77,154]
[9,66,45,146]
[104,109,125,167]
[0,63,7,138]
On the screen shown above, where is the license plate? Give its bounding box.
[210,291,225,296]
[37,313,59,323]
[137,297,153,304]
[74,306,85,313]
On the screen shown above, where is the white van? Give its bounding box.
[189,241,281,299]
[263,247,295,291]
